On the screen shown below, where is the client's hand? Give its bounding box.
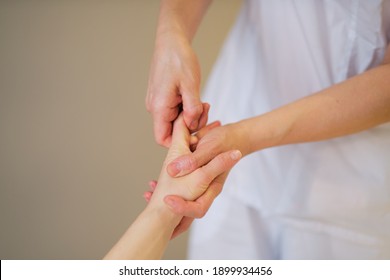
[104,114,241,260]
[146,120,246,237]
[148,114,242,215]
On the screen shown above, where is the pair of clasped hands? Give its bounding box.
[104,111,242,260]
[144,101,243,238]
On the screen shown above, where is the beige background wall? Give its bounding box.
[0,0,241,259]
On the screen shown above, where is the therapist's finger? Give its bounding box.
[164,167,232,219]
[182,89,203,131]
[148,90,182,148]
[166,144,213,177]
[192,103,210,133]
[196,150,241,185]
[171,217,194,239]
[164,179,220,218]
[167,124,225,178]
[189,120,220,151]
[195,120,221,139]
[152,118,173,147]
[183,150,241,196]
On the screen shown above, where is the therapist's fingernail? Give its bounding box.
[230,150,242,160]
[190,120,198,130]
[168,162,182,176]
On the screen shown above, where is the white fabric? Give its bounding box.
[189,191,390,259]
[189,0,390,259]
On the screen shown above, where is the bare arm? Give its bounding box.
[156,0,212,42]
[241,53,390,154]
[163,46,390,224]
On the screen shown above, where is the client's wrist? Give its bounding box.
[144,200,182,228]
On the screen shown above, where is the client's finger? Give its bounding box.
[148,180,157,191]
[170,113,191,151]
[195,120,221,140]
[143,191,152,202]
[191,103,210,133]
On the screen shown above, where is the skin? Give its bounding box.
[145,120,223,238]
[146,0,212,147]
[163,46,390,231]
[146,0,390,237]
[104,115,241,259]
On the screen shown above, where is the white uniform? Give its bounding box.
[188,0,390,259]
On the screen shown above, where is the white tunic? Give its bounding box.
[192,0,390,259]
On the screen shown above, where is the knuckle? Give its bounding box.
[166,107,179,121]
[152,102,179,122]
[197,169,213,185]
[197,204,207,218]
[154,134,165,146]
[218,154,232,170]
[182,224,190,232]
[151,99,164,112]
[185,103,203,118]
[213,181,224,196]
[146,104,152,113]
[186,185,199,200]
[148,93,165,111]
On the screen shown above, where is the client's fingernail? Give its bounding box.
[230,150,242,160]
[190,135,198,145]
[143,192,151,202]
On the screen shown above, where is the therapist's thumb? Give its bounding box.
[167,143,217,177]
[182,90,203,131]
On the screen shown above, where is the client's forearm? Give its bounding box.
[103,203,181,260]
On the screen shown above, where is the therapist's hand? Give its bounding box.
[144,171,232,239]
[146,33,208,147]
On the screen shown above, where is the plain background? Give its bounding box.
[0,0,242,259]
